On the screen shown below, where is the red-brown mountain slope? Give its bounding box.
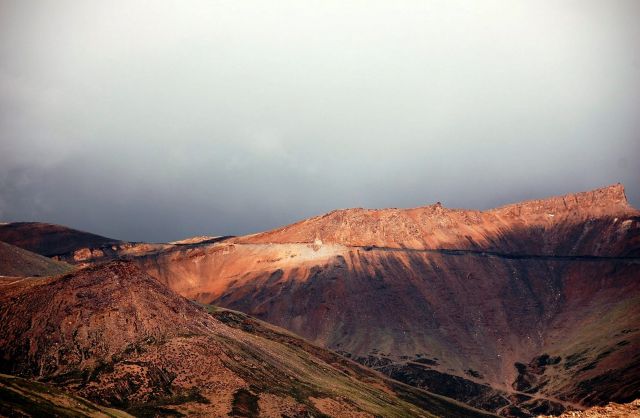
[0,261,494,418]
[125,184,640,417]
[235,184,637,256]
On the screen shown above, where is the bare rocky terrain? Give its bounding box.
[0,261,492,417]
[111,185,638,416]
[538,399,640,418]
[1,184,638,417]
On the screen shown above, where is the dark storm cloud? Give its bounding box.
[1,0,639,242]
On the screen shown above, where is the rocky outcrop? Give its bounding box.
[234,184,638,256]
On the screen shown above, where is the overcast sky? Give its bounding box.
[1,1,639,242]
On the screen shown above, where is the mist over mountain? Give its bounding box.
[1,1,639,242]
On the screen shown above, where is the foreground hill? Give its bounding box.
[125,184,640,416]
[0,261,493,418]
[0,240,73,277]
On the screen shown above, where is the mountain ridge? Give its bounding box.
[234,184,638,257]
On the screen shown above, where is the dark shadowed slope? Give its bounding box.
[0,222,121,258]
[0,240,73,277]
[0,373,132,418]
[0,221,234,266]
[0,261,494,418]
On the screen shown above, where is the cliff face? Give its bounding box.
[0,261,491,418]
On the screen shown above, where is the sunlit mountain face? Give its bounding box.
[2,185,638,417]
